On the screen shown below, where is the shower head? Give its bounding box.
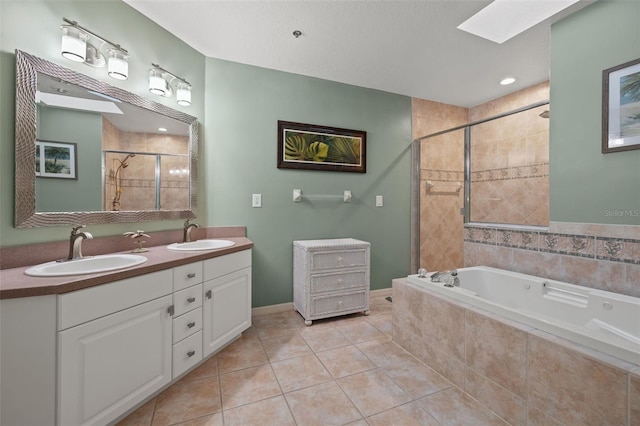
[539,110,550,119]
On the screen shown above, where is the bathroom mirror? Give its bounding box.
[15,50,198,227]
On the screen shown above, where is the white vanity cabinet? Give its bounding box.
[57,270,174,426]
[0,248,253,426]
[202,250,252,356]
[293,238,370,325]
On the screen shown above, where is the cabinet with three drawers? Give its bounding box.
[293,238,370,325]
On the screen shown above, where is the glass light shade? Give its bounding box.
[176,83,192,106]
[107,49,128,80]
[149,69,166,95]
[61,27,89,62]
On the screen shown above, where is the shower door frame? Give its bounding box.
[410,100,550,273]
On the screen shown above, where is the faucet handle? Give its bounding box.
[71,225,86,235]
[418,268,428,278]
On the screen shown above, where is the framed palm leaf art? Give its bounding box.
[277,121,366,173]
[602,57,640,153]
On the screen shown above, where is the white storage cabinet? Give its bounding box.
[293,238,370,325]
[202,250,252,356]
[57,270,174,426]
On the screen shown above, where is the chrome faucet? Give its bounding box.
[64,225,93,261]
[431,269,459,287]
[183,219,199,243]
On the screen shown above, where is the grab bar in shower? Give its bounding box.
[425,180,462,194]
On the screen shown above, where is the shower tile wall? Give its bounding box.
[102,119,189,211]
[412,99,467,272]
[414,82,550,271]
[469,82,549,226]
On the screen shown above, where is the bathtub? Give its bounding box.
[406,266,640,365]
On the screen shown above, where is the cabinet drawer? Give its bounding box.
[173,330,202,379]
[173,307,202,343]
[58,269,173,331]
[173,284,202,317]
[310,270,367,294]
[310,291,367,316]
[310,249,367,271]
[203,250,251,281]
[173,262,203,291]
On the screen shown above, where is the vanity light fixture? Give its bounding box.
[148,63,192,106]
[60,18,129,80]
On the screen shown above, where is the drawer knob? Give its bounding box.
[337,278,344,285]
[337,257,344,263]
[338,300,343,307]
[187,297,196,303]
[187,273,196,279]
[187,350,196,357]
[187,321,196,328]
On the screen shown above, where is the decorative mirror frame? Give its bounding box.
[15,50,198,228]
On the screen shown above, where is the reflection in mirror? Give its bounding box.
[15,50,198,227]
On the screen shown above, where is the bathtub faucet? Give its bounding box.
[431,269,459,287]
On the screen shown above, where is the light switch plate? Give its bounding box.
[252,194,262,208]
[376,195,383,207]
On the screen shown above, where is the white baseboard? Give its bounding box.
[251,287,392,317]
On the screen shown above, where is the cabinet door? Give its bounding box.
[58,295,172,426]
[202,267,251,357]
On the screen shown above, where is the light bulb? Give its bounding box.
[61,26,89,62]
[149,69,166,95]
[107,48,128,80]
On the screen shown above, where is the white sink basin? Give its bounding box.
[167,239,235,251]
[25,254,148,277]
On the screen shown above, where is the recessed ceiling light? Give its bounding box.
[500,77,516,86]
[158,127,167,132]
[458,0,580,44]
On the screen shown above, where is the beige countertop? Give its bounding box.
[0,237,253,299]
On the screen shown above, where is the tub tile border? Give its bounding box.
[464,224,640,265]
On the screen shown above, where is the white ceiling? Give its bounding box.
[124,0,591,108]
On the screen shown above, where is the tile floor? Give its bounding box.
[117,295,508,426]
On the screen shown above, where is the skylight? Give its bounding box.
[457,0,580,44]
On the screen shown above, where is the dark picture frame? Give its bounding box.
[35,140,77,179]
[602,57,640,153]
[277,121,366,173]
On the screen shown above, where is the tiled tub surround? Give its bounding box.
[464,222,640,298]
[406,267,639,365]
[0,226,250,298]
[392,278,640,426]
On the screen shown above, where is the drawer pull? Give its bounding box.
[337,278,344,285]
[187,273,196,279]
[187,350,196,357]
[337,256,344,264]
[187,321,196,328]
[187,297,196,303]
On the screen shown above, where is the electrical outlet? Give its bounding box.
[376,195,384,207]
[252,194,262,208]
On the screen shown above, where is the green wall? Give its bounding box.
[0,0,412,307]
[550,0,640,225]
[205,58,412,306]
[36,107,103,212]
[0,0,206,244]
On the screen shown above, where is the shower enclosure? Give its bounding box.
[103,151,190,211]
[412,100,550,273]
